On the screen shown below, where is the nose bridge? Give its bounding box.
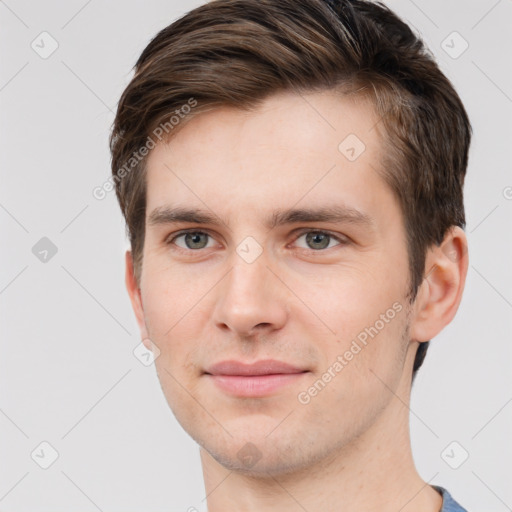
[212,249,288,336]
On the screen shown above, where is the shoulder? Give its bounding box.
[433,485,469,512]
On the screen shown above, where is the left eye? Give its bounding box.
[294,231,343,250]
[172,231,215,250]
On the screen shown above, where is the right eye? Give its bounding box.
[168,230,216,250]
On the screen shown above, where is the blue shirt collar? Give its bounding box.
[433,486,468,512]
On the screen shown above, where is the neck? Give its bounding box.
[199,371,443,512]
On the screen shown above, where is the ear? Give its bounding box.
[125,250,151,348]
[409,226,468,342]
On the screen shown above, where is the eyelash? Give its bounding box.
[165,228,349,253]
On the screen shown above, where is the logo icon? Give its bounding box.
[32,237,58,263]
[441,441,469,469]
[236,236,263,264]
[31,441,59,469]
[31,32,59,59]
[133,338,161,366]
[236,442,262,468]
[441,32,469,59]
[338,134,366,162]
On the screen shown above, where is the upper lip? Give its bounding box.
[205,359,307,376]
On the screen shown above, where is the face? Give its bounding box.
[128,90,417,475]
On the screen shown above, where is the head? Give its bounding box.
[111,0,470,475]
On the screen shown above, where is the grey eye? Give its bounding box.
[302,232,335,250]
[176,232,211,250]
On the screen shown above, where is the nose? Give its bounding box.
[212,256,289,339]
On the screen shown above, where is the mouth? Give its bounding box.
[203,359,309,397]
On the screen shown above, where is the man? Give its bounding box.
[110,0,471,510]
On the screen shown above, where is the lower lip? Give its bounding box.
[206,373,307,397]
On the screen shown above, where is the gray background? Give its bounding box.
[1,0,511,510]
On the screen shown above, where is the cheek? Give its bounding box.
[312,283,409,395]
[296,264,403,338]
[299,308,409,428]
[140,264,217,380]
[140,258,211,336]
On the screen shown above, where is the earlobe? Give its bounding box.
[125,250,149,340]
[409,227,468,343]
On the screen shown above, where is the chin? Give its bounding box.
[196,425,336,478]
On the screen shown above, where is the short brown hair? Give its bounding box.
[110,0,472,376]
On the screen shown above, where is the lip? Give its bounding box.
[205,359,306,376]
[204,359,308,397]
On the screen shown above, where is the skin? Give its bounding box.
[125,90,468,512]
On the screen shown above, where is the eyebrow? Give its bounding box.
[148,205,375,231]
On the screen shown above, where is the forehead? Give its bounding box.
[144,90,390,221]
